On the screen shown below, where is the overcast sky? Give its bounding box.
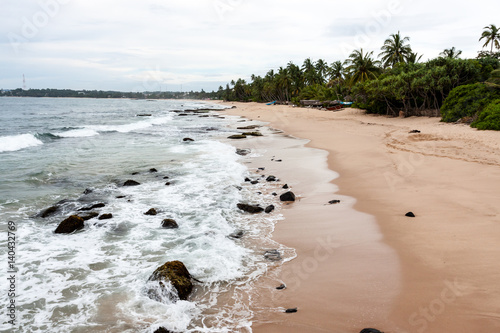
[1,0,499,92]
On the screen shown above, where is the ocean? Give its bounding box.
[0,97,292,332]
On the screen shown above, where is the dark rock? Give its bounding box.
[55,215,85,234]
[165,182,171,186]
[229,230,244,239]
[183,138,194,142]
[131,172,140,175]
[258,167,265,171]
[275,159,282,162]
[40,205,59,218]
[266,175,277,182]
[137,113,152,117]
[265,205,275,213]
[149,168,158,173]
[123,180,141,186]
[328,200,341,204]
[360,329,383,333]
[116,195,126,199]
[163,176,170,179]
[280,191,296,202]
[144,208,158,216]
[98,213,113,220]
[242,131,263,137]
[272,192,278,196]
[405,212,416,217]
[237,203,264,214]
[78,203,105,211]
[236,148,251,156]
[178,113,189,116]
[153,328,174,333]
[250,180,259,185]
[148,260,193,301]
[285,308,298,313]
[264,249,281,261]
[237,125,259,130]
[244,177,251,182]
[409,130,421,133]
[228,134,247,139]
[162,219,179,229]
[282,184,289,189]
[83,188,93,195]
[79,212,99,221]
[276,284,286,290]
[234,185,243,191]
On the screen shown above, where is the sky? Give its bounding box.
[1,0,499,92]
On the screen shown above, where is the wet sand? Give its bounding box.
[220,102,500,333]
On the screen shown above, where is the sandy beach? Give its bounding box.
[220,102,500,333]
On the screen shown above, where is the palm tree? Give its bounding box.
[480,24,500,53]
[302,58,318,86]
[315,59,328,84]
[345,49,381,85]
[327,60,344,86]
[379,31,412,67]
[406,51,423,64]
[440,47,462,59]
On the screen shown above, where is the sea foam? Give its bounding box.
[0,133,43,152]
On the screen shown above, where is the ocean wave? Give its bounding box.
[54,128,100,138]
[91,116,172,133]
[0,133,43,153]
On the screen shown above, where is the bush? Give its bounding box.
[471,99,500,130]
[440,83,500,122]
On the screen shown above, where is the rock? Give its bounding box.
[285,308,298,313]
[328,200,341,204]
[137,114,152,117]
[258,167,265,171]
[265,205,275,213]
[116,195,126,199]
[131,172,140,175]
[237,125,259,130]
[280,191,296,202]
[98,213,113,220]
[282,184,289,189]
[183,137,194,142]
[55,215,85,234]
[162,219,179,229]
[409,130,421,133]
[264,249,281,261]
[228,134,247,139]
[78,203,105,211]
[275,159,282,162]
[40,205,59,218]
[123,180,141,186]
[405,212,416,217]
[145,208,158,216]
[244,177,251,182]
[266,175,277,182]
[229,230,244,239]
[153,327,174,333]
[236,148,251,156]
[83,188,93,194]
[276,284,286,290]
[163,176,170,179]
[148,260,193,301]
[237,203,264,213]
[250,180,259,185]
[360,329,383,333]
[272,192,278,196]
[242,131,263,137]
[149,168,158,173]
[79,212,99,221]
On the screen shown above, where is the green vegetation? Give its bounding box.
[472,99,500,130]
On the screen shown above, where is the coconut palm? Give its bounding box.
[479,24,500,53]
[315,59,328,84]
[406,51,423,64]
[327,60,345,86]
[440,47,462,59]
[302,58,318,86]
[379,31,413,67]
[345,49,381,85]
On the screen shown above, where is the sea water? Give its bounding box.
[0,97,291,332]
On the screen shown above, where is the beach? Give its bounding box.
[221,102,500,333]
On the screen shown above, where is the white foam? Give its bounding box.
[91,115,172,133]
[0,133,43,152]
[55,128,100,138]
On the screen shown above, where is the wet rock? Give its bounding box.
[79,212,99,221]
[153,327,174,333]
[183,138,194,142]
[78,203,105,211]
[98,213,113,220]
[131,172,140,175]
[55,215,85,234]
[149,168,158,173]
[285,308,298,313]
[265,205,275,213]
[229,230,244,239]
[244,177,252,182]
[116,195,126,199]
[162,218,179,229]
[276,284,286,290]
[266,175,277,182]
[360,329,383,333]
[275,159,282,162]
[250,180,259,185]
[40,205,59,218]
[145,208,158,216]
[165,182,171,186]
[409,130,421,133]
[280,191,296,202]
[258,167,265,171]
[123,180,141,186]
[405,212,416,217]
[264,249,281,261]
[237,125,259,130]
[328,200,341,204]
[228,134,247,139]
[236,148,251,156]
[148,260,193,301]
[237,203,264,213]
[83,188,93,194]
[282,184,289,189]
[242,131,263,137]
[272,192,278,196]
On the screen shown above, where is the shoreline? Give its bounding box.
[219,102,500,332]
